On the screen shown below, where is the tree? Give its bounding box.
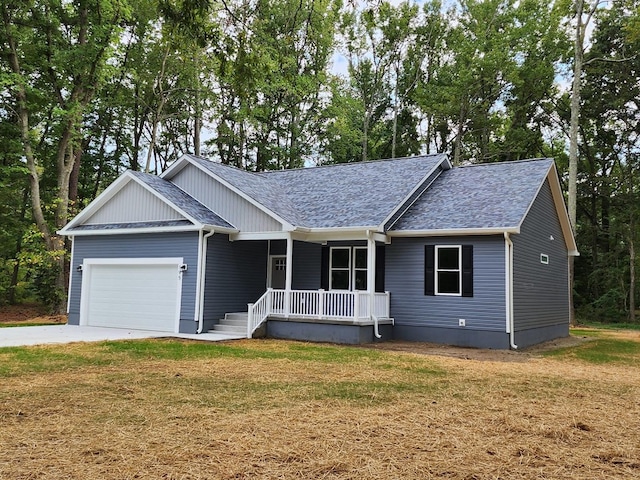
[1,0,131,311]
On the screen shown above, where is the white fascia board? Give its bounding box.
[308,225,380,233]
[233,228,389,244]
[295,229,387,243]
[177,156,296,231]
[83,257,184,266]
[159,154,191,179]
[516,162,579,257]
[548,164,579,256]
[232,231,290,241]
[388,227,519,237]
[59,172,134,234]
[59,225,202,236]
[203,224,239,235]
[380,159,448,231]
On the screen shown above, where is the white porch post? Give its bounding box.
[285,233,293,316]
[367,232,376,319]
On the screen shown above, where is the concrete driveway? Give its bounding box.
[0,324,244,348]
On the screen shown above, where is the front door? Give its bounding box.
[269,256,287,289]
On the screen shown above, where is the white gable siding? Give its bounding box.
[85,180,185,225]
[172,164,282,232]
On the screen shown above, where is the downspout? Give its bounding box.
[196,229,215,333]
[504,232,517,349]
[367,230,381,339]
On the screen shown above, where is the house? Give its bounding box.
[59,154,578,349]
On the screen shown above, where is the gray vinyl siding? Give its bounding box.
[386,236,506,331]
[201,235,268,329]
[267,240,322,290]
[68,232,199,329]
[172,164,282,232]
[385,166,443,230]
[512,179,569,332]
[292,241,322,290]
[85,181,183,225]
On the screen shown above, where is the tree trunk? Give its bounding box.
[3,24,54,250]
[568,0,585,326]
[453,98,467,165]
[630,227,636,323]
[391,69,399,159]
[362,111,369,162]
[194,56,202,157]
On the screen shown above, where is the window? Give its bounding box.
[435,246,461,295]
[540,254,549,265]
[330,247,351,290]
[353,247,368,290]
[330,247,368,291]
[425,245,473,297]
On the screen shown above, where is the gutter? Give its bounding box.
[196,229,216,333]
[504,232,517,349]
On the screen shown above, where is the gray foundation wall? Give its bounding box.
[267,320,393,344]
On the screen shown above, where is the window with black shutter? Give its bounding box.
[425,244,473,297]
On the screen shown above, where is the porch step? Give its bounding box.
[208,312,248,336]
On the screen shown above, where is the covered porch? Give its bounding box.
[231,230,392,341]
[247,288,392,338]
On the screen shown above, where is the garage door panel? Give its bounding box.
[82,261,182,332]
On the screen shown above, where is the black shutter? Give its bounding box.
[424,245,435,296]
[320,246,329,290]
[375,245,385,292]
[462,245,473,297]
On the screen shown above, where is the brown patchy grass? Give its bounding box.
[0,333,639,480]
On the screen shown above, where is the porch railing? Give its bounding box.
[247,289,390,338]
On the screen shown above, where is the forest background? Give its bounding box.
[0,0,638,323]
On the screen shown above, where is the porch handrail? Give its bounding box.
[247,288,272,338]
[248,289,390,338]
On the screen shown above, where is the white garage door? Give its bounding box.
[81,258,183,332]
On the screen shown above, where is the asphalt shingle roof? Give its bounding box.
[390,158,554,231]
[70,220,194,231]
[261,155,448,228]
[186,154,448,229]
[129,171,235,229]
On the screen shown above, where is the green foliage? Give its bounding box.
[19,228,66,312]
[0,0,638,321]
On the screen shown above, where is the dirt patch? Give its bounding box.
[0,304,66,325]
[360,332,592,362]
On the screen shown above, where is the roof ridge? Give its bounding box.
[184,154,270,179]
[456,158,553,169]
[259,153,447,175]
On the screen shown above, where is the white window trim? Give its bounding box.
[435,245,462,296]
[329,246,351,290]
[329,246,370,291]
[540,253,549,265]
[352,246,368,291]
